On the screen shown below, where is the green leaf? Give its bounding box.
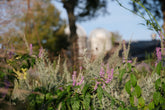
[134,85,141,98]
[111,99,115,108]
[153,92,161,106]
[127,63,132,72]
[97,86,103,104]
[58,102,62,110]
[128,106,138,110]
[155,78,161,91]
[130,96,134,106]
[143,106,149,110]
[0,71,5,78]
[160,97,165,105]
[146,20,150,25]
[125,80,131,95]
[66,100,72,110]
[117,107,123,110]
[84,93,91,110]
[82,84,89,98]
[72,100,80,110]
[148,102,154,110]
[119,69,126,81]
[117,107,127,110]
[61,102,66,110]
[156,62,162,75]
[130,74,137,87]
[162,83,165,92]
[138,97,145,108]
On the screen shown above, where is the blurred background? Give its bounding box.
[0,0,164,60]
[52,0,163,41]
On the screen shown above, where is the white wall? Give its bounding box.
[89,28,112,56]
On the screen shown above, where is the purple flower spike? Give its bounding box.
[106,63,110,74]
[8,51,14,59]
[100,67,105,77]
[122,58,125,63]
[79,66,82,70]
[29,44,33,55]
[105,68,114,84]
[155,62,158,67]
[105,79,110,84]
[58,87,63,91]
[94,81,100,91]
[77,76,84,86]
[127,60,132,63]
[156,47,161,61]
[72,71,77,86]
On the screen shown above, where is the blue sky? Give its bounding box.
[52,1,162,41]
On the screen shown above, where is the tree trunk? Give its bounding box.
[63,1,79,71]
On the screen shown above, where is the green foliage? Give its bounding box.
[130,74,137,87]
[125,81,131,95]
[2,0,165,110]
[97,85,103,104]
[19,1,69,56]
[26,83,101,110]
[156,62,162,75]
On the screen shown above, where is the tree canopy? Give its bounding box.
[55,0,109,69]
[129,0,165,32]
[21,1,69,56]
[0,0,69,56]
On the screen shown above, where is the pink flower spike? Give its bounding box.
[111,68,114,76]
[156,47,161,61]
[106,63,110,74]
[127,60,132,63]
[155,62,158,67]
[94,81,99,91]
[99,67,105,77]
[131,68,134,72]
[102,83,106,89]
[79,76,84,84]
[38,47,43,58]
[79,66,82,70]
[58,87,63,91]
[77,76,84,86]
[73,71,76,75]
[29,44,33,55]
[72,80,76,86]
[122,58,125,63]
[72,71,77,86]
[105,79,110,84]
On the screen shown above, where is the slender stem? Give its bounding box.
[115,0,164,53]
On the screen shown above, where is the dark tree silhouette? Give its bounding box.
[58,0,109,70]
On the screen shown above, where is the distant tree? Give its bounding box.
[129,0,165,32]
[0,0,69,56]
[56,0,109,69]
[18,1,69,56]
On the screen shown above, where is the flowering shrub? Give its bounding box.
[1,1,165,110]
[1,38,165,110]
